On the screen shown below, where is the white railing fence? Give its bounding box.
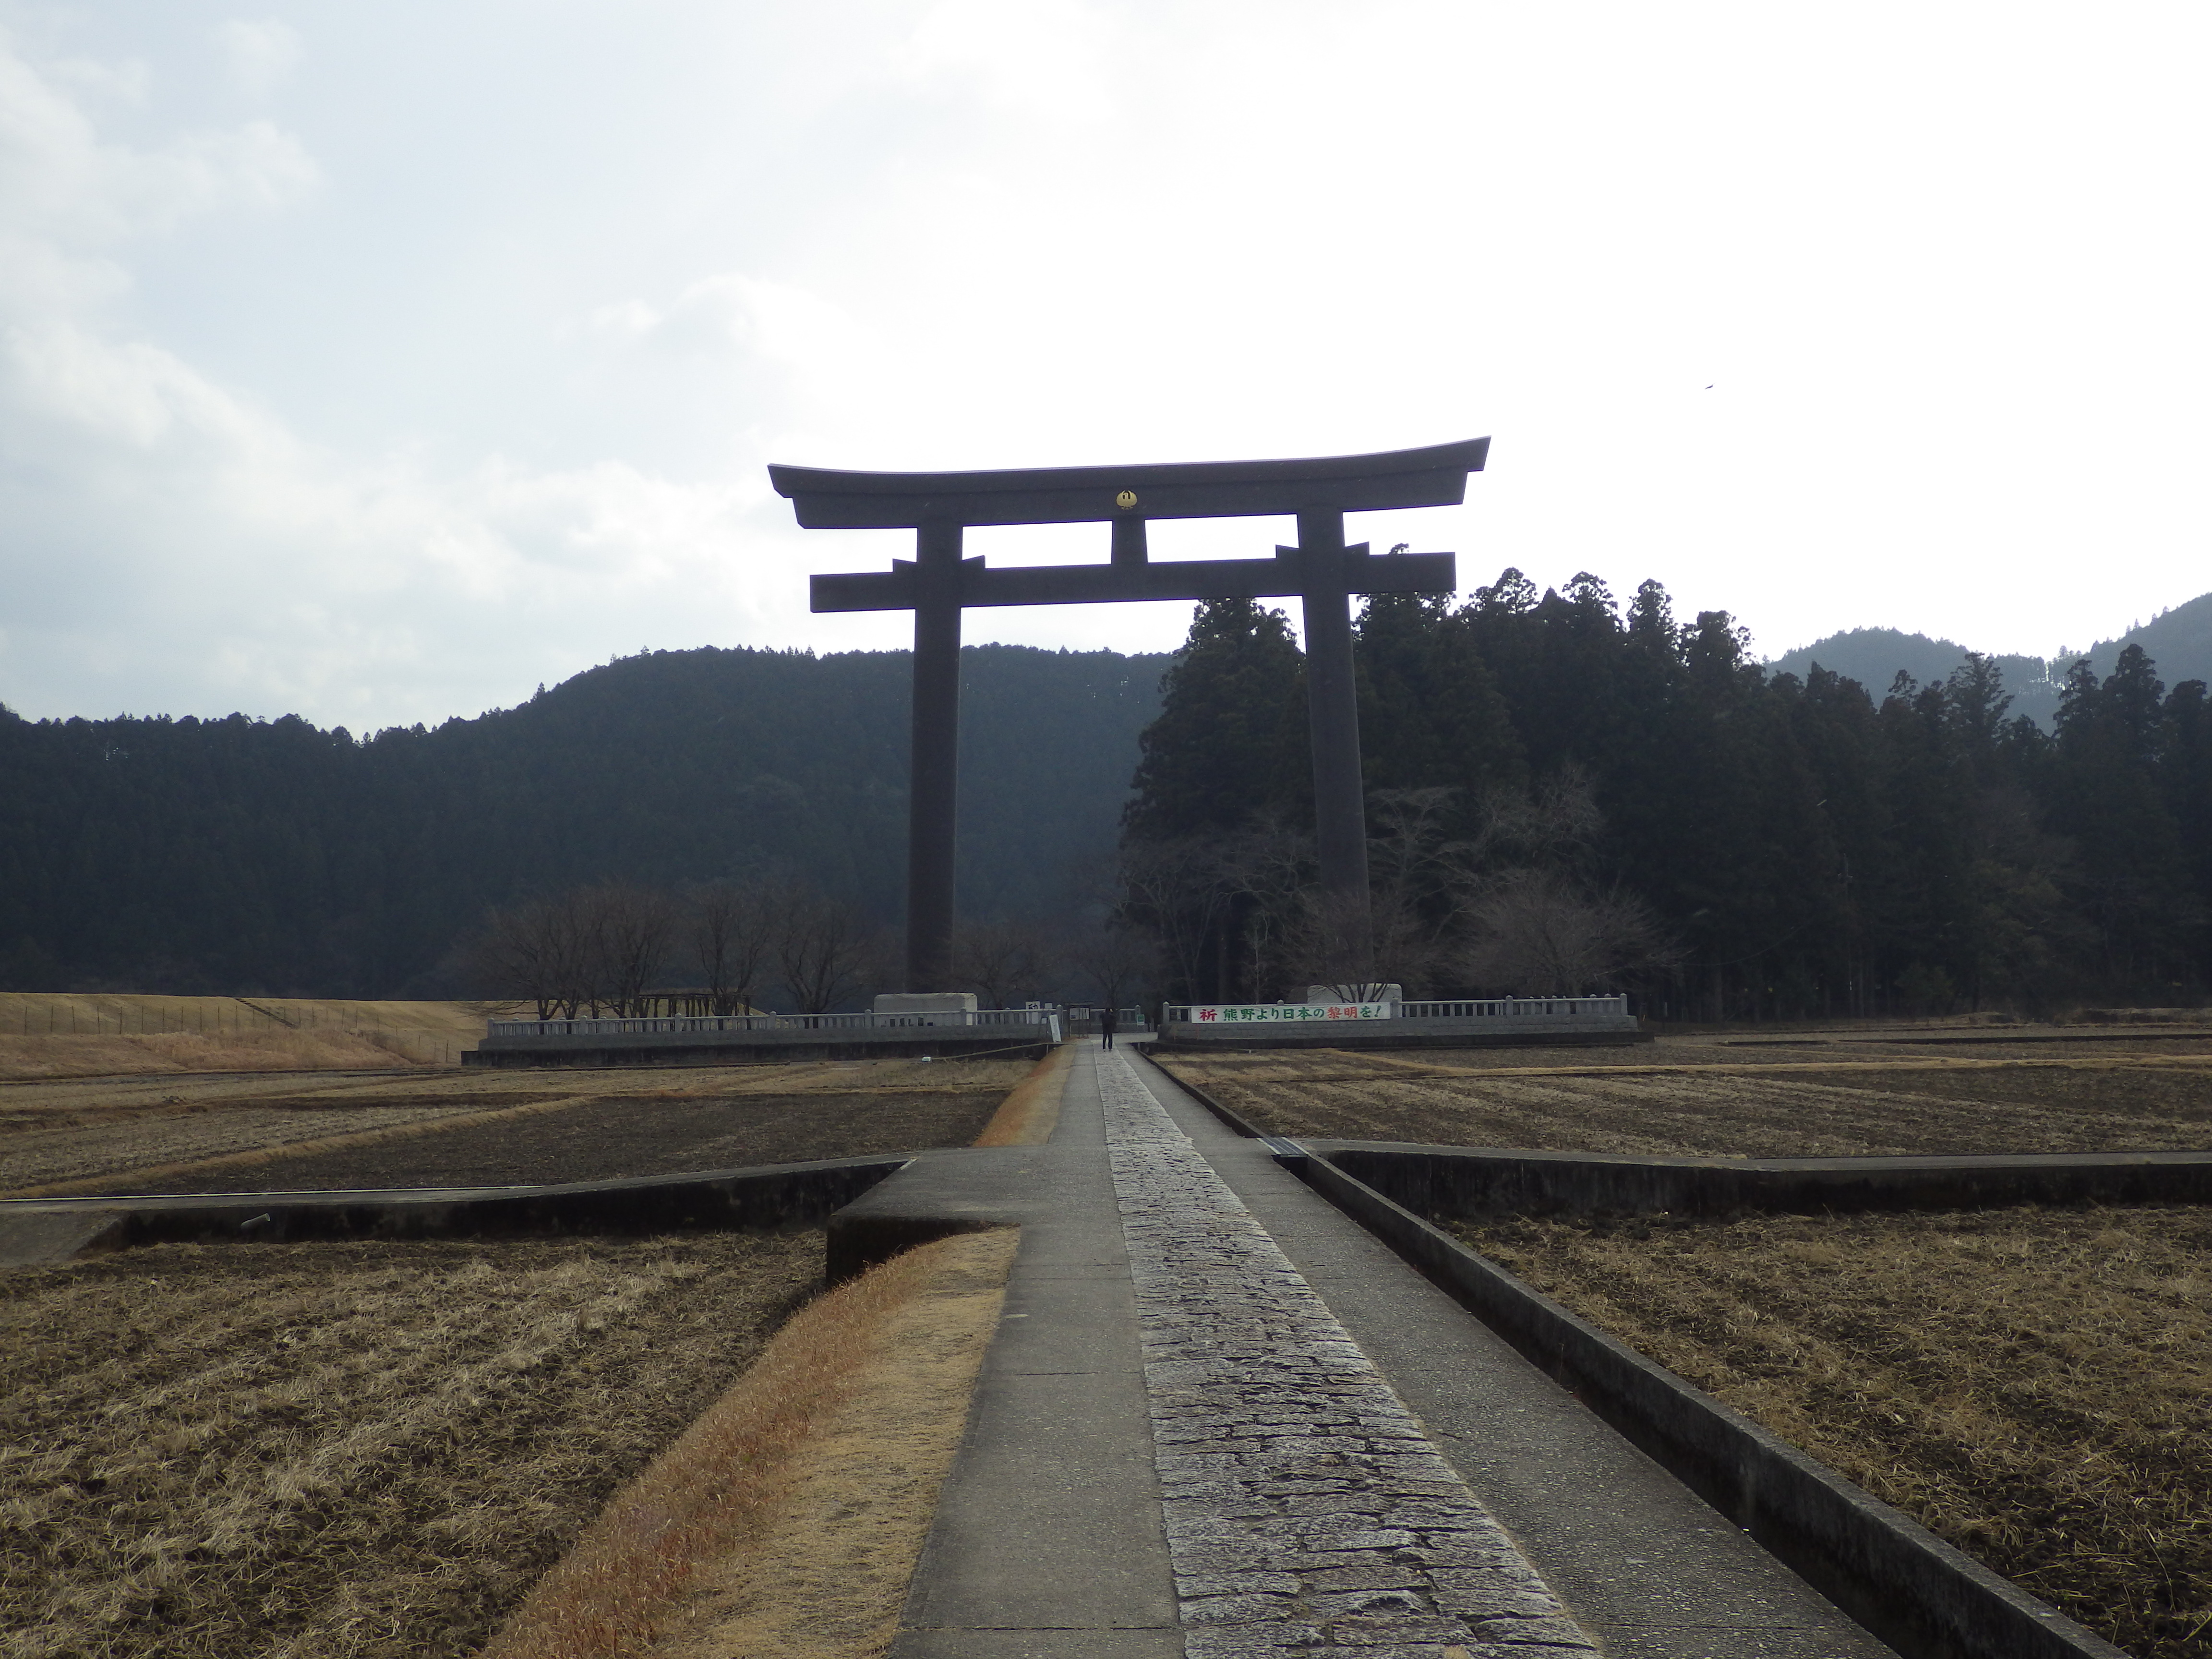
[1161,995,1629,1025]
[1399,996,1629,1019]
[488,1007,1064,1040]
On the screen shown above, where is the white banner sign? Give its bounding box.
[1184,1002,1392,1025]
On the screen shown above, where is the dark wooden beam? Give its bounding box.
[906,524,962,991]
[812,548,1455,613]
[1298,509,1373,978]
[771,437,1489,529]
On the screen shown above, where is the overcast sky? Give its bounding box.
[3,0,2207,731]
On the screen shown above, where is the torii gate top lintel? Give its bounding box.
[768,435,1489,529]
[767,438,1491,993]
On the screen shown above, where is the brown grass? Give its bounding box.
[485,1229,1018,1659]
[0,996,511,1079]
[1453,1206,2212,1659]
[0,1231,819,1659]
[971,1043,1073,1147]
[1156,1045,2212,1155]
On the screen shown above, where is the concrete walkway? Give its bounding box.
[883,1043,1897,1659]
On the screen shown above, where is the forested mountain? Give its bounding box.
[7,575,2207,1015]
[0,644,1165,997]
[1768,591,2212,730]
[1122,574,2212,1016]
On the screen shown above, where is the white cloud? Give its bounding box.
[0,28,765,726]
[893,0,1115,120]
[0,36,316,264]
[216,17,301,96]
[1,0,2210,727]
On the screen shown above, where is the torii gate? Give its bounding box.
[769,437,1489,991]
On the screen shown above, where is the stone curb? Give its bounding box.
[1310,1140,2212,1216]
[0,1154,910,1262]
[1288,1151,2130,1659]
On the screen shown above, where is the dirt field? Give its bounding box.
[1155,1035,2212,1155]
[0,1057,1038,1196]
[1453,1205,2212,1659]
[0,995,509,1078]
[0,1231,822,1659]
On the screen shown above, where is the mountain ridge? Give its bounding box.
[1765,591,2212,727]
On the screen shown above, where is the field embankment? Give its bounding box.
[485,1228,1017,1659]
[0,1231,821,1659]
[1455,1205,2212,1659]
[0,995,512,1079]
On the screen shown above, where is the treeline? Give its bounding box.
[475,879,1146,1016]
[1120,577,2212,1016]
[0,644,1163,998]
[474,880,879,1017]
[7,578,2206,1017]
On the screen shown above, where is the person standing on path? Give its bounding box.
[1098,1004,1118,1049]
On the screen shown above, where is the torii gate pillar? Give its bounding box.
[771,439,1489,993]
[1297,507,1372,965]
[907,522,963,990]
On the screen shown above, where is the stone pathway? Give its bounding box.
[1098,1049,1598,1659]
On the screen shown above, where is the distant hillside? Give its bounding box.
[2087,591,2212,689]
[0,644,1167,998]
[1767,591,2212,727]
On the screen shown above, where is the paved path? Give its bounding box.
[882,1044,1897,1658]
[1101,1049,1593,1657]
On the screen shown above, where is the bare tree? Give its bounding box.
[1066,920,1154,1013]
[1358,787,1486,995]
[774,888,881,1013]
[952,918,1057,1009]
[1473,767,1604,872]
[1458,869,1677,994]
[471,895,590,1020]
[690,881,778,1014]
[572,882,675,1016]
[1118,837,1237,1001]
[1210,818,1316,1000]
[1258,790,1482,1000]
[1280,886,1393,1001]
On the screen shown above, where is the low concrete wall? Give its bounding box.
[0,1154,909,1257]
[1311,1141,2212,1218]
[1290,1153,2129,1659]
[465,1029,1056,1067]
[822,1146,1049,1283]
[1149,1015,1649,1052]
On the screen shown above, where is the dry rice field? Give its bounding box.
[0,1052,1055,1658]
[0,1232,821,1659]
[1456,1206,2212,1659]
[1155,1033,2212,1657]
[1155,1031,2212,1155]
[0,1056,1040,1198]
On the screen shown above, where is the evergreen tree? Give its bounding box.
[1122,600,1307,844]
[1353,590,1523,830]
[2046,647,2202,990]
